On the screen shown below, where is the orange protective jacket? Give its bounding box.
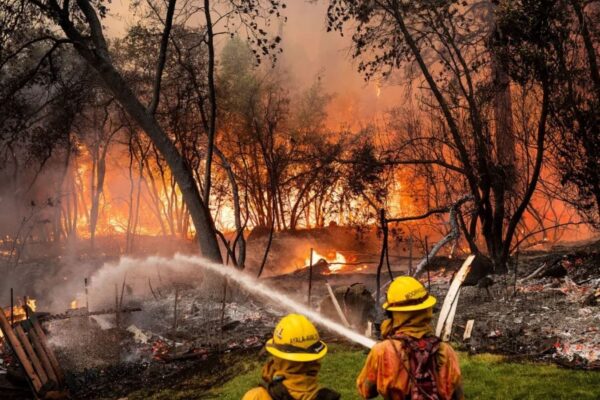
[356,309,464,400]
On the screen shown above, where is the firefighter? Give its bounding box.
[356,276,464,400]
[242,313,341,400]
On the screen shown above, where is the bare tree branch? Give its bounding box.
[149,0,178,115]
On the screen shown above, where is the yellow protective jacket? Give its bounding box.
[242,358,323,400]
[356,309,464,400]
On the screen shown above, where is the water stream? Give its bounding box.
[167,254,377,349]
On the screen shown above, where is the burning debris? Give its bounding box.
[288,249,372,279]
[305,250,348,274]
[1,298,37,329]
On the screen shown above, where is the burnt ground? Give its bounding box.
[269,243,600,369]
[1,240,599,399]
[447,248,599,369]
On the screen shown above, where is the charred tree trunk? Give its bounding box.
[215,147,246,268]
[125,135,136,254]
[54,142,72,244]
[89,145,107,249]
[492,61,515,173]
[202,0,217,205]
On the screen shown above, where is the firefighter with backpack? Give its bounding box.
[356,276,464,400]
[242,314,341,400]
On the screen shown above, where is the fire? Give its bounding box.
[70,299,78,310]
[26,298,36,312]
[305,250,347,273]
[2,298,37,329]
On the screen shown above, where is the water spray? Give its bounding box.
[172,254,377,349]
[87,254,377,349]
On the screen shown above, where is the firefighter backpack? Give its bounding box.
[393,334,441,400]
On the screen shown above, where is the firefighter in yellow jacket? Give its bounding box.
[243,314,340,400]
[357,276,464,400]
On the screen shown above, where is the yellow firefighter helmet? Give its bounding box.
[265,314,328,362]
[383,276,437,311]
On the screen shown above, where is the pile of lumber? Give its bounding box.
[0,305,68,399]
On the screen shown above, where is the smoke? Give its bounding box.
[74,254,206,311]
[76,253,376,349]
[103,0,406,129]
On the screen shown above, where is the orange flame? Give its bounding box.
[305,250,347,273]
[1,299,37,337]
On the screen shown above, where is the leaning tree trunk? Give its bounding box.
[113,90,222,262]
[54,6,223,262]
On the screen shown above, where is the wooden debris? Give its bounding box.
[39,306,142,322]
[0,307,42,393]
[520,262,548,283]
[442,289,460,342]
[325,283,351,328]
[463,319,475,341]
[28,311,66,385]
[0,305,69,398]
[436,254,475,340]
[14,325,49,386]
[27,325,59,385]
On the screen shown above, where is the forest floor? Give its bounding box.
[1,235,599,399]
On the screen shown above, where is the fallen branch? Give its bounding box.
[412,195,473,277]
[148,278,159,301]
[378,195,473,298]
[387,204,457,223]
[38,307,142,322]
[519,262,548,283]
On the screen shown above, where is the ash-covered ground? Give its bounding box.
[1,233,599,399]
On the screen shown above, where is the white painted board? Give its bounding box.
[435,254,476,338]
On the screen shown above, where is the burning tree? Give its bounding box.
[499,0,600,229]
[0,0,285,263]
[327,0,553,272]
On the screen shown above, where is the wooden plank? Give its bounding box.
[0,307,42,393]
[27,324,59,385]
[325,283,351,328]
[14,325,49,386]
[463,319,475,340]
[26,308,65,384]
[441,289,460,341]
[435,254,476,338]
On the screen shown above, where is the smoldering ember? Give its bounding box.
[1,0,600,399]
